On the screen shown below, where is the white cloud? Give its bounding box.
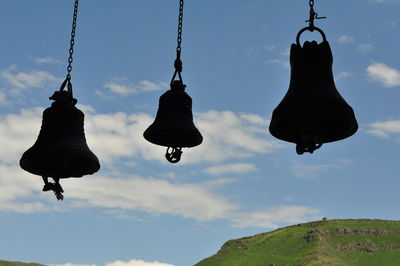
[371,0,400,3]
[366,62,400,87]
[0,163,47,213]
[49,263,96,266]
[338,35,355,44]
[231,205,321,229]
[247,44,275,54]
[102,78,167,96]
[0,108,279,166]
[0,107,43,164]
[0,65,58,94]
[49,260,174,266]
[184,111,279,163]
[282,47,290,56]
[0,107,286,226]
[29,55,62,65]
[265,59,290,68]
[367,120,400,138]
[106,259,174,266]
[291,164,342,179]
[282,195,294,202]
[335,71,353,81]
[0,91,8,105]
[0,155,238,221]
[358,43,374,53]
[0,157,321,228]
[64,174,238,221]
[203,163,257,176]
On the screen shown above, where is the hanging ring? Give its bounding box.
[296,26,327,46]
[58,77,74,98]
[59,77,69,92]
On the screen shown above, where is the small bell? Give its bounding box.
[20,81,100,200]
[144,80,203,163]
[269,27,358,154]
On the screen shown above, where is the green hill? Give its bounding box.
[195,219,400,266]
[0,260,44,266]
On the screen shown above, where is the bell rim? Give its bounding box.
[269,112,358,144]
[143,125,203,148]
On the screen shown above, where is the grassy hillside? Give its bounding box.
[0,260,44,266]
[195,219,400,266]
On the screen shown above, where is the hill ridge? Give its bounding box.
[195,219,400,266]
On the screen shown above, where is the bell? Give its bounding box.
[269,32,358,155]
[20,87,100,199]
[144,80,203,162]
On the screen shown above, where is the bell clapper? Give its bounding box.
[165,147,183,163]
[41,176,65,201]
[296,134,323,155]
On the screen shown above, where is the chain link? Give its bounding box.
[66,0,79,80]
[171,0,184,84]
[176,0,184,57]
[306,0,325,30]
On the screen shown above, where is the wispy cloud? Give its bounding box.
[49,263,96,266]
[358,43,374,53]
[231,205,320,229]
[247,44,275,54]
[203,163,257,176]
[0,91,8,105]
[106,259,174,266]
[367,120,400,138]
[371,0,400,3]
[98,78,168,97]
[0,164,47,213]
[0,107,281,225]
[338,35,355,44]
[265,59,290,68]
[366,62,400,87]
[2,157,320,229]
[0,108,279,167]
[335,71,353,81]
[187,111,279,163]
[0,65,58,95]
[50,259,174,266]
[65,173,238,221]
[291,163,343,179]
[282,47,290,56]
[29,55,62,65]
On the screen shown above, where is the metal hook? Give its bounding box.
[296,134,323,155]
[165,147,182,163]
[305,0,326,31]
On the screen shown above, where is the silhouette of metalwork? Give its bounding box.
[144,0,202,163]
[269,0,358,155]
[19,0,100,200]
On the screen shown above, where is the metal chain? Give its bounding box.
[306,0,325,30]
[176,0,184,58]
[66,0,79,80]
[171,0,184,84]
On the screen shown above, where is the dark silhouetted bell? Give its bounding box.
[20,84,100,199]
[144,80,203,163]
[269,29,358,155]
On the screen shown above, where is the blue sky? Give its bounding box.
[0,0,400,265]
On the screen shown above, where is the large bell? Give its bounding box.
[20,86,100,199]
[144,80,203,162]
[269,28,358,154]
